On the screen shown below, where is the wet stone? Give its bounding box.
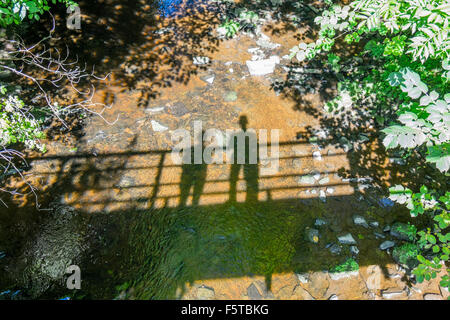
[338,233,357,245]
[167,102,189,117]
[144,106,165,114]
[380,240,395,250]
[151,120,168,132]
[197,286,215,300]
[350,246,359,255]
[298,175,315,185]
[328,243,342,255]
[117,176,135,188]
[200,74,215,84]
[223,91,238,102]
[296,273,309,284]
[247,283,262,300]
[353,215,369,228]
[305,227,319,244]
[314,218,327,227]
[318,177,330,185]
[423,293,442,300]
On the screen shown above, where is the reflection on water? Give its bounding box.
[157,0,202,17]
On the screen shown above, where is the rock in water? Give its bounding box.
[197,286,215,300]
[246,56,280,76]
[337,233,357,245]
[380,240,395,250]
[151,120,168,132]
[305,227,320,244]
[247,283,262,300]
[223,91,238,102]
[353,215,369,228]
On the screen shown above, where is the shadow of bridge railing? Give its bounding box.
[24,139,357,213]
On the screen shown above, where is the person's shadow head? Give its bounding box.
[239,115,248,132]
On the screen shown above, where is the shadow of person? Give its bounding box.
[179,131,207,207]
[229,115,259,204]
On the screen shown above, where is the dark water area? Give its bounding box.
[157,0,205,17]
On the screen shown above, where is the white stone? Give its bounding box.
[329,270,359,281]
[144,106,165,114]
[338,233,357,245]
[296,273,309,284]
[312,151,322,161]
[319,177,330,185]
[246,56,280,76]
[151,120,168,132]
[382,290,405,299]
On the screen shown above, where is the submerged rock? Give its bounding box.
[247,283,262,300]
[305,227,319,244]
[197,286,215,300]
[314,218,327,227]
[151,120,168,132]
[200,74,215,84]
[350,246,359,255]
[380,240,395,250]
[338,233,357,245]
[328,243,342,255]
[246,56,280,76]
[223,91,238,102]
[353,215,369,228]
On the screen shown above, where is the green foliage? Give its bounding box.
[0,0,77,27]
[289,0,449,292]
[0,86,46,152]
[330,257,359,273]
[219,19,240,38]
[393,243,420,267]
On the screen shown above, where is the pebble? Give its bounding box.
[374,232,386,239]
[299,175,315,185]
[328,294,339,300]
[197,285,215,300]
[382,290,405,299]
[353,215,369,228]
[350,246,359,255]
[151,120,168,132]
[305,227,319,244]
[296,273,309,284]
[328,243,342,255]
[223,91,238,102]
[423,293,443,300]
[319,190,327,202]
[200,74,215,84]
[338,233,357,245]
[247,283,262,300]
[246,56,280,76]
[318,177,330,185]
[314,218,327,227]
[312,151,322,161]
[144,106,165,114]
[380,240,395,250]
